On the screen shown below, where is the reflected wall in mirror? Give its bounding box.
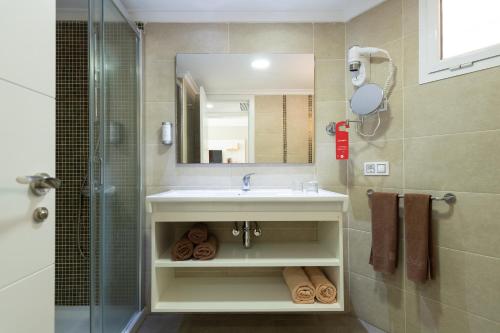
[175,53,315,164]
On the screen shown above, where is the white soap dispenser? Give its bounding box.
[161,122,173,145]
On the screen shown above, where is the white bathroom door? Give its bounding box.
[0,1,56,333]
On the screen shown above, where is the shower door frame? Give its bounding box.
[88,0,145,332]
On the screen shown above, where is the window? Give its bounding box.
[419,0,500,83]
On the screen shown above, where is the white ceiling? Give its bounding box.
[57,0,386,23]
[176,54,314,95]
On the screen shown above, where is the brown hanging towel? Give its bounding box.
[369,192,399,274]
[404,193,434,283]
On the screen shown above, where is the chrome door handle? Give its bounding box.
[17,173,62,196]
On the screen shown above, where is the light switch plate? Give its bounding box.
[364,161,389,176]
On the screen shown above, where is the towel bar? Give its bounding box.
[366,189,456,204]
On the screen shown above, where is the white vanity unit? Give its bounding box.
[146,189,348,313]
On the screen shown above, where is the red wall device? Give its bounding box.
[335,121,350,160]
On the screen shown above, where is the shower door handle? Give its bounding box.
[90,156,105,194]
[97,156,104,187]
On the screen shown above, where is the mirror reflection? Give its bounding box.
[175,53,315,164]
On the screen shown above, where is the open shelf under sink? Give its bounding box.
[148,190,346,312]
[156,241,340,268]
[154,272,342,313]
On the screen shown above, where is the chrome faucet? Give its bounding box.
[241,173,255,191]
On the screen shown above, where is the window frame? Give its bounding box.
[419,0,500,84]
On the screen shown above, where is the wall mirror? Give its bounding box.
[175,53,315,164]
[350,83,384,116]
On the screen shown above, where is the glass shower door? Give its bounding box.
[90,0,142,332]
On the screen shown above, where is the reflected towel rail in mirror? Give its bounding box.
[366,189,456,204]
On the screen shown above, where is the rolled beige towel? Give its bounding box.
[193,234,218,260]
[304,267,337,304]
[282,267,315,304]
[171,233,194,261]
[188,223,209,244]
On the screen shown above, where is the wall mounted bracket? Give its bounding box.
[325,120,362,136]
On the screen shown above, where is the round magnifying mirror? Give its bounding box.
[350,83,384,116]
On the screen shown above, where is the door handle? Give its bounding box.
[17,173,62,196]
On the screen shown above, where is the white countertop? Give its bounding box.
[146,188,349,211]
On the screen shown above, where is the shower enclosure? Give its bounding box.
[55,0,143,332]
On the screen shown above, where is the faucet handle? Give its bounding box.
[242,173,255,180]
[253,222,262,237]
[242,173,255,191]
[232,222,241,236]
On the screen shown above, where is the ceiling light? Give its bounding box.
[206,103,214,109]
[251,58,270,70]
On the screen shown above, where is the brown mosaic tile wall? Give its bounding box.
[55,21,90,306]
[55,20,142,308]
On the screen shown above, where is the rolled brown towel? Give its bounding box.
[171,233,194,261]
[193,234,218,260]
[282,267,315,304]
[304,267,337,304]
[188,223,209,244]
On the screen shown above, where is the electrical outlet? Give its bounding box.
[364,162,376,175]
[364,161,389,176]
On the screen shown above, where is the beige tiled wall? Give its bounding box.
[143,22,348,308]
[254,95,284,163]
[346,0,500,332]
[254,94,312,163]
[286,95,312,163]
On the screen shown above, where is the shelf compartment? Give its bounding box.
[156,241,340,268]
[151,214,344,313]
[153,267,343,312]
[154,220,341,268]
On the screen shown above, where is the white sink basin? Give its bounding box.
[146,188,349,211]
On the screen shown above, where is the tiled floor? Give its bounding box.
[55,306,89,333]
[137,314,386,333]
